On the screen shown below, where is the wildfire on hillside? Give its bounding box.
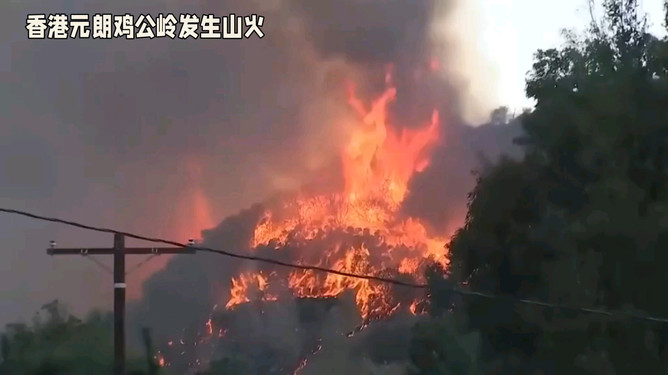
[223,68,451,321]
[155,64,457,374]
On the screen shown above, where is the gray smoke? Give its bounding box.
[0,0,451,323]
[1,0,522,372]
[122,1,524,373]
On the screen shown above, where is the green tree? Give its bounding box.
[407,314,482,375]
[0,300,154,375]
[411,0,668,373]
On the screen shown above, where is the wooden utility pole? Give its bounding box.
[47,233,196,375]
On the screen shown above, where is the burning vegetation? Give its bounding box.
[224,73,451,321]
[151,70,456,373]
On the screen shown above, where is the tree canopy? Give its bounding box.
[0,300,155,375]
[411,0,668,373]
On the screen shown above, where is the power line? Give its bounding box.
[3,207,668,324]
[1,208,422,288]
[45,232,195,375]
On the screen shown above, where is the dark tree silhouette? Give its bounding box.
[411,0,668,373]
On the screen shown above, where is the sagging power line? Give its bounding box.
[47,233,196,375]
[3,207,668,326]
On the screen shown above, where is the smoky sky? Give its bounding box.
[0,0,521,344]
[292,0,435,63]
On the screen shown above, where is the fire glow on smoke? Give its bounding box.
[225,72,451,321]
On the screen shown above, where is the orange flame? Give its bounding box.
[155,352,167,367]
[205,318,213,336]
[226,271,278,310]
[227,77,450,320]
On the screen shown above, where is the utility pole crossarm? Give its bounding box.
[47,247,197,255]
[45,235,196,375]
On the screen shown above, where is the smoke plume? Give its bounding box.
[1,0,520,372]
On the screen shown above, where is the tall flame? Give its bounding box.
[227,75,449,320]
